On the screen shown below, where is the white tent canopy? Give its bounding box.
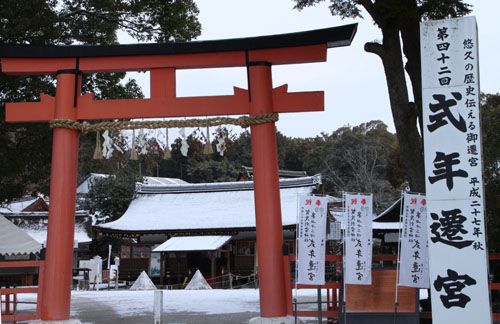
[0,215,42,256]
[153,236,232,252]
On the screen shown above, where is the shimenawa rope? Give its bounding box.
[48,113,279,134]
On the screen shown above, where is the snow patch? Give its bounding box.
[185,270,212,290]
[130,271,157,290]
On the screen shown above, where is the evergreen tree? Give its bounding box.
[0,0,201,203]
[82,167,140,224]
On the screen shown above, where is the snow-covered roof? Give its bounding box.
[77,173,187,194]
[0,197,38,213]
[21,222,92,245]
[0,215,42,256]
[373,222,400,230]
[77,173,108,194]
[153,236,232,252]
[143,177,187,185]
[373,198,401,222]
[96,175,322,233]
[336,219,400,231]
[2,211,92,244]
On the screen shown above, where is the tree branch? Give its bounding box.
[364,41,385,59]
[358,0,377,21]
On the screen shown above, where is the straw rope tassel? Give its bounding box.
[163,127,172,159]
[130,129,138,160]
[203,126,214,155]
[93,131,103,160]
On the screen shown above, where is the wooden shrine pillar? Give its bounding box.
[248,63,287,318]
[159,253,165,286]
[210,251,216,288]
[41,71,80,320]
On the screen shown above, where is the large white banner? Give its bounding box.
[297,195,327,285]
[398,192,429,288]
[344,193,373,285]
[421,16,491,324]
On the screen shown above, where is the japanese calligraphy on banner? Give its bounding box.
[398,192,429,288]
[421,16,492,324]
[344,193,373,285]
[297,195,327,285]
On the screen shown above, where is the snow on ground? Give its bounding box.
[71,289,262,316]
[10,288,324,317]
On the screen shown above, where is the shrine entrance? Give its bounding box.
[1,24,357,322]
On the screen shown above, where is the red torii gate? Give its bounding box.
[1,24,356,322]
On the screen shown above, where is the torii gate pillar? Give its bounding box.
[249,63,288,317]
[42,72,80,321]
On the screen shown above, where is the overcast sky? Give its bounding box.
[123,0,499,140]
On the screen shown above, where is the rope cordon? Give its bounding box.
[48,113,279,134]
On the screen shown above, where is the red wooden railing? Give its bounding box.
[284,254,401,321]
[283,254,342,321]
[0,260,45,323]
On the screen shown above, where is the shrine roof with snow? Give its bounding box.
[0,197,92,244]
[94,175,322,235]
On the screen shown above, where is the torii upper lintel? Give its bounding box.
[1,24,357,122]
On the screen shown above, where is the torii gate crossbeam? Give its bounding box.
[0,24,356,322]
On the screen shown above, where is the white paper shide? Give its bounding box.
[297,195,327,285]
[344,193,373,285]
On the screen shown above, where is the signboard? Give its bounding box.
[150,252,161,277]
[328,221,342,241]
[297,195,328,285]
[421,16,491,323]
[398,192,429,288]
[344,193,373,285]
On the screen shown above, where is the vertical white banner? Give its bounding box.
[421,16,492,324]
[297,195,328,285]
[399,192,429,288]
[344,193,373,285]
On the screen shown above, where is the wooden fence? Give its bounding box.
[0,260,45,322]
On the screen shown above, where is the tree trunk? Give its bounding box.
[400,1,424,137]
[365,27,426,193]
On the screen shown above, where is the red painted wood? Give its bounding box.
[40,72,80,321]
[0,45,326,74]
[248,44,326,65]
[5,88,323,122]
[489,253,500,260]
[36,262,45,317]
[2,314,38,321]
[0,287,38,294]
[0,260,44,268]
[288,255,342,262]
[249,64,287,318]
[294,310,337,318]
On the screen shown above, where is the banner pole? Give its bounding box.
[295,193,300,320]
[342,191,347,324]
